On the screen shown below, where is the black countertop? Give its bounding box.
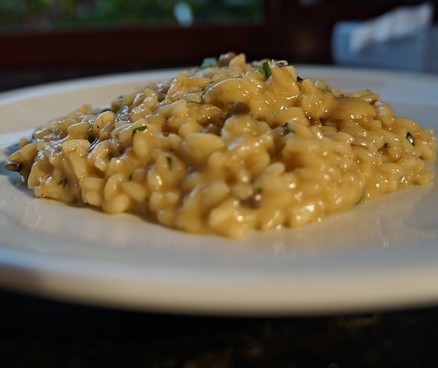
[1,287,437,367]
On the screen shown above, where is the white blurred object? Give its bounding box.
[349,3,433,52]
[332,3,438,73]
[174,1,194,27]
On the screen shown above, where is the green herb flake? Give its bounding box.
[201,57,217,68]
[132,125,147,136]
[253,187,263,195]
[282,122,294,135]
[406,132,415,146]
[166,156,173,170]
[259,60,272,79]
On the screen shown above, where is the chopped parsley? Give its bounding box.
[132,125,147,136]
[259,60,272,79]
[282,122,294,135]
[166,156,173,170]
[254,187,263,195]
[201,57,217,68]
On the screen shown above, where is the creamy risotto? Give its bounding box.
[6,53,437,238]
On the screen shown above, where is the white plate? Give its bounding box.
[1,67,438,315]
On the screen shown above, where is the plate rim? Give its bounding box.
[1,66,438,315]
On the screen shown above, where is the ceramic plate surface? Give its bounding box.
[1,67,438,315]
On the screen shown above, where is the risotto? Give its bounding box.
[5,53,437,238]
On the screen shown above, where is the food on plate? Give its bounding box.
[5,52,437,237]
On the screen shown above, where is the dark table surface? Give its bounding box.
[1,287,438,367]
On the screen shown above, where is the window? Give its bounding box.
[0,0,264,33]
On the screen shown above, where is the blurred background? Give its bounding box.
[0,0,436,91]
[0,3,438,366]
